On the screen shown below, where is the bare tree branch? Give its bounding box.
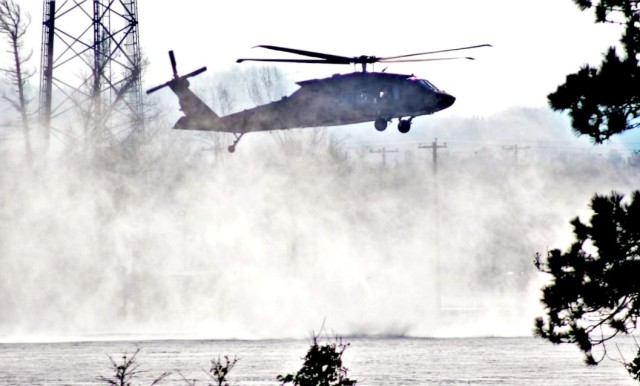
[0,0,33,164]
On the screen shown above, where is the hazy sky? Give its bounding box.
[143,0,623,116]
[10,0,622,117]
[5,0,635,149]
[1,1,638,342]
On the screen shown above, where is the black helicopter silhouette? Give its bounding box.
[147,44,491,152]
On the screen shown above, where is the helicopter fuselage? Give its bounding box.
[203,72,454,133]
[147,44,489,152]
[149,45,485,152]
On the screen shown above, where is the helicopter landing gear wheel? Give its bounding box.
[228,145,236,153]
[374,117,388,131]
[398,119,412,134]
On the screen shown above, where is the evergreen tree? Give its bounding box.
[539,3,640,381]
[535,191,640,379]
[548,0,640,142]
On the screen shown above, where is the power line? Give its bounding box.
[369,147,398,167]
[502,144,530,166]
[345,137,640,152]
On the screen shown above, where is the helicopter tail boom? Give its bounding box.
[169,82,220,129]
[147,50,222,131]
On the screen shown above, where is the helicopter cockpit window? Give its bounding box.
[408,77,438,91]
[419,79,438,90]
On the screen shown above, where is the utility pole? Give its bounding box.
[419,138,448,174]
[369,147,398,167]
[502,144,530,167]
[418,138,448,314]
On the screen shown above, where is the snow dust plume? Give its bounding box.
[0,107,637,341]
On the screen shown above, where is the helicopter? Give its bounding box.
[146,44,491,152]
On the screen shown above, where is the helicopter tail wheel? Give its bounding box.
[398,119,411,134]
[228,132,245,153]
[374,117,388,131]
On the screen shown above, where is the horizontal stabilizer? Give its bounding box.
[173,115,217,131]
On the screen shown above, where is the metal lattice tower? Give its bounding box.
[39,0,143,150]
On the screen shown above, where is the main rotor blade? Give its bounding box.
[236,58,348,64]
[254,45,352,63]
[380,56,476,63]
[381,44,492,61]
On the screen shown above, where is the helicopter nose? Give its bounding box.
[435,92,455,111]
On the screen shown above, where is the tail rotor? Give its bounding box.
[146,50,207,95]
[169,50,178,79]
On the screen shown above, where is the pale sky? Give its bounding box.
[8,1,625,118]
[136,0,622,117]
